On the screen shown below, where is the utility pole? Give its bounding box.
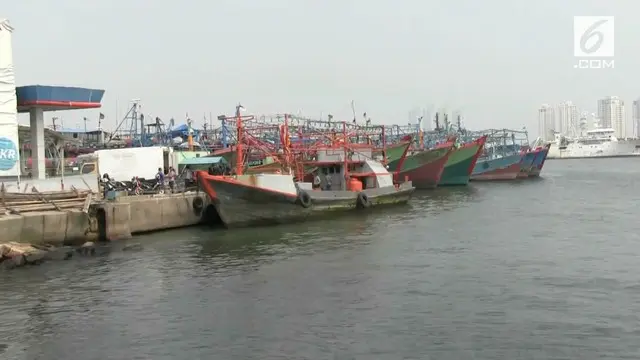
[52,117,58,131]
[83,117,88,146]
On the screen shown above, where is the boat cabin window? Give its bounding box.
[81,163,96,174]
[320,165,340,175]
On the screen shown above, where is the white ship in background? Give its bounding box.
[547,128,640,159]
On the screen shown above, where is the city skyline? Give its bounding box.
[538,96,637,140]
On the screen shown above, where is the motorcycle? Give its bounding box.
[130,177,144,196]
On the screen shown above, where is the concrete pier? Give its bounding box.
[95,192,209,241]
[0,210,91,246]
[29,107,45,180]
[0,192,210,245]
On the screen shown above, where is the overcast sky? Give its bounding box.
[4,0,638,138]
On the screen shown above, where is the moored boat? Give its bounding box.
[437,135,488,186]
[516,150,537,178]
[386,145,455,189]
[527,143,550,177]
[547,129,640,159]
[196,109,415,229]
[470,153,522,181]
[197,160,414,228]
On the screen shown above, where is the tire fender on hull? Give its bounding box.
[193,196,204,215]
[356,192,371,209]
[297,190,312,208]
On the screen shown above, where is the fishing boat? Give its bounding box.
[517,148,539,178]
[469,129,527,181]
[528,143,551,177]
[471,153,523,181]
[437,135,487,186]
[386,145,455,189]
[196,108,415,228]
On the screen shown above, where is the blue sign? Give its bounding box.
[0,137,18,171]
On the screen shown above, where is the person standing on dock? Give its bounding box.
[101,173,111,199]
[184,165,193,187]
[312,170,322,190]
[155,168,165,192]
[168,167,177,193]
[324,173,332,191]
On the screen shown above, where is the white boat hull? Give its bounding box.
[548,140,640,159]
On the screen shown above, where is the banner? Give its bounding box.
[0,20,17,126]
[0,20,13,69]
[0,123,20,176]
[0,20,19,176]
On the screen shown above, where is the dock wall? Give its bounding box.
[0,210,92,246]
[100,193,208,241]
[0,192,209,245]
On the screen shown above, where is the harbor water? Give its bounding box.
[1,158,640,359]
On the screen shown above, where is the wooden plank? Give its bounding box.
[83,193,92,213]
[0,183,18,215]
[4,198,85,206]
[30,187,62,211]
[0,202,85,212]
[81,178,94,193]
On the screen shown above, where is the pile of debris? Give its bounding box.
[0,242,74,269]
[0,184,92,216]
[0,241,143,270]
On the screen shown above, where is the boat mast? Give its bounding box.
[235,104,244,176]
[393,136,412,182]
[381,125,387,165]
[417,116,424,149]
[342,121,349,190]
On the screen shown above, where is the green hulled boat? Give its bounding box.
[438,135,487,186]
[382,142,411,163]
[387,146,453,189]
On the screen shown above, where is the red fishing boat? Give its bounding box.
[196,107,415,228]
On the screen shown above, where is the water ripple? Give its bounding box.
[1,160,640,359]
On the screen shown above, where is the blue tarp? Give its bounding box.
[168,124,199,139]
[173,124,189,132]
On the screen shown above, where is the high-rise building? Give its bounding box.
[538,104,555,141]
[557,101,579,137]
[579,111,589,135]
[633,99,640,138]
[597,96,626,138]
